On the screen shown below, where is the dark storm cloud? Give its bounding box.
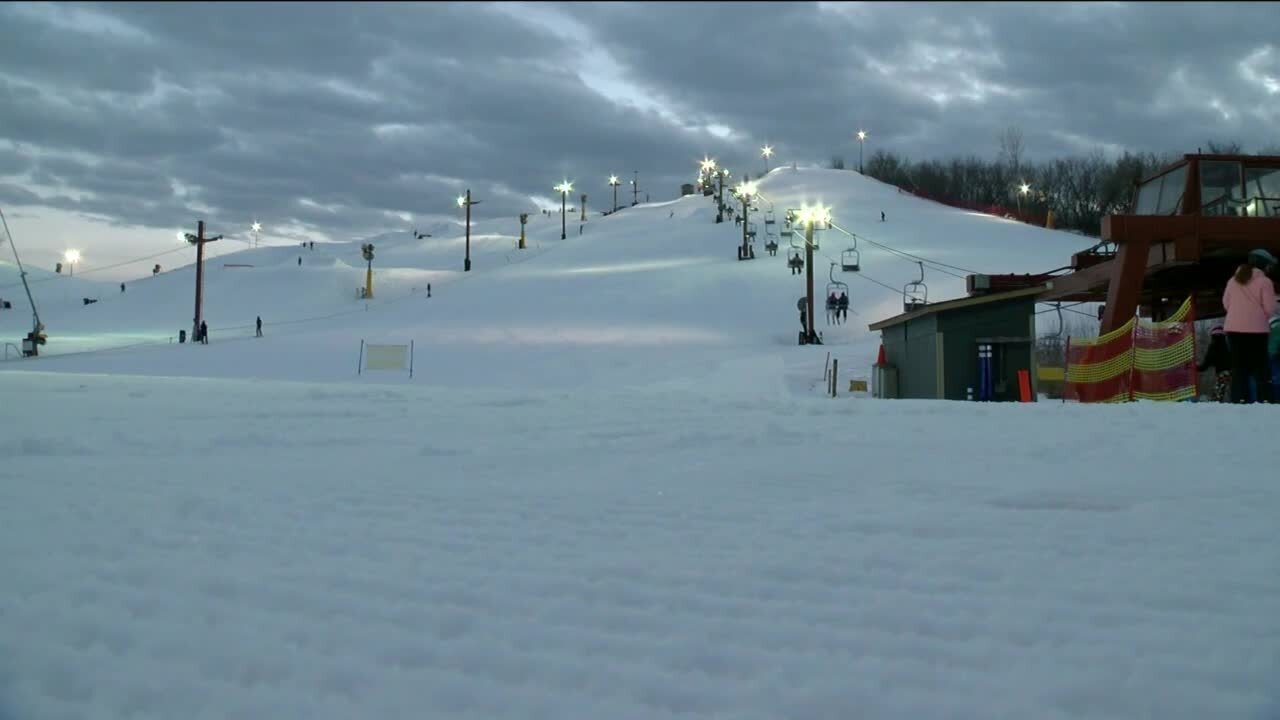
[3,1,1277,250]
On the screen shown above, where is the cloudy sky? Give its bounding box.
[2,1,1278,280]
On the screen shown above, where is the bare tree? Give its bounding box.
[1205,139,1243,154]
[998,125,1025,179]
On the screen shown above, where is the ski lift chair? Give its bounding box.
[840,244,861,272]
[903,261,928,312]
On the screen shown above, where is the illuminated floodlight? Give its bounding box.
[796,203,832,227]
[761,145,774,158]
[63,249,80,264]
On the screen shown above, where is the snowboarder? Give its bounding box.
[256,316,263,338]
[427,283,432,298]
[298,256,302,266]
[199,320,209,345]
[120,283,126,293]
[881,211,886,222]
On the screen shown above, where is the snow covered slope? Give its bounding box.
[2,371,1276,720]
[2,168,1091,387]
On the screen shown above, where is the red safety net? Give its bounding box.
[1063,297,1198,403]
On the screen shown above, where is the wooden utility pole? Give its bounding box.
[186,220,222,341]
[519,213,528,249]
[805,219,817,343]
[458,189,480,271]
[580,194,587,222]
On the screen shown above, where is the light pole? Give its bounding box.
[457,189,480,271]
[185,221,223,342]
[796,204,831,345]
[700,157,717,200]
[251,221,262,248]
[856,130,867,173]
[63,249,80,276]
[631,171,639,206]
[716,167,730,224]
[609,175,621,212]
[735,181,758,261]
[761,145,773,175]
[555,181,573,239]
[580,194,587,223]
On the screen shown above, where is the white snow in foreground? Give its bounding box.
[2,372,1277,720]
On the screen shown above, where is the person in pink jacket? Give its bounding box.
[1223,248,1278,403]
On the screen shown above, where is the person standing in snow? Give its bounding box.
[1197,326,1232,402]
[881,211,886,222]
[120,283,126,293]
[256,316,263,338]
[1222,248,1277,404]
[199,320,209,345]
[298,256,302,266]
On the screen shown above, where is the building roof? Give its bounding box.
[868,285,1047,331]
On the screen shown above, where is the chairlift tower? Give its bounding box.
[361,243,375,298]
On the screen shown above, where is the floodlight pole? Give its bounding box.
[632,171,639,206]
[464,188,472,272]
[188,220,221,341]
[740,192,751,259]
[716,173,725,223]
[805,220,816,343]
[580,194,587,223]
[560,188,567,239]
[610,178,620,212]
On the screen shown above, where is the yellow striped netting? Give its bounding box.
[1068,316,1136,348]
[1065,347,1134,383]
[1064,316,1134,384]
[1064,297,1197,402]
[1133,386,1197,402]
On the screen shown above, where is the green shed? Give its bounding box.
[868,286,1044,401]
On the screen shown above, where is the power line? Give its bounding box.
[0,245,190,291]
[828,221,977,277]
[748,187,979,279]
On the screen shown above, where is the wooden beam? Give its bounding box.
[1101,235,1150,333]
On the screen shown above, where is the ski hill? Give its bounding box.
[0,168,1091,389]
[3,166,1277,720]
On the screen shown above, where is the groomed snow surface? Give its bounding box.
[2,169,1278,718]
[2,373,1278,720]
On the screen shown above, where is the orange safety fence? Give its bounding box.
[1063,297,1198,403]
